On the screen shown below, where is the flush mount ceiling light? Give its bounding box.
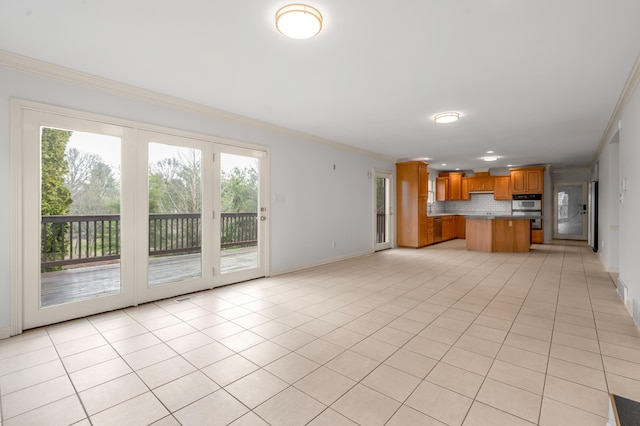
[276,4,323,39]
[434,112,460,124]
[483,156,499,162]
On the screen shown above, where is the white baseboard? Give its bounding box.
[271,249,375,277]
[0,326,11,340]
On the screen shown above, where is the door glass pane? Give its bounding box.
[40,128,122,307]
[557,184,585,236]
[148,143,202,286]
[220,153,259,274]
[376,177,388,244]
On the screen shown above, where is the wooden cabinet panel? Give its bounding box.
[494,176,511,200]
[467,173,494,193]
[511,170,525,193]
[482,177,494,191]
[468,178,484,192]
[437,172,463,201]
[419,196,428,246]
[526,169,543,193]
[427,217,435,245]
[449,173,463,200]
[396,161,429,248]
[442,216,455,241]
[461,178,470,200]
[419,163,428,198]
[532,227,543,244]
[436,177,448,201]
[467,218,530,252]
[511,167,544,194]
[456,216,466,239]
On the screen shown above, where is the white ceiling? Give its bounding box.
[2,0,640,171]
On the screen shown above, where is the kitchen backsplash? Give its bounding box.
[430,193,511,215]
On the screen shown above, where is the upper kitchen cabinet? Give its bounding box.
[467,172,494,192]
[396,161,429,248]
[493,176,511,200]
[449,173,463,200]
[436,172,463,201]
[436,176,448,201]
[510,167,544,194]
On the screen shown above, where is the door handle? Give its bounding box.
[260,216,267,221]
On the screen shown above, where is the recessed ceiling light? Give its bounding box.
[483,156,498,162]
[507,164,513,167]
[275,4,323,39]
[486,150,494,154]
[434,112,460,124]
[441,163,447,166]
[455,168,460,171]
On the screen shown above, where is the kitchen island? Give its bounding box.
[465,216,534,252]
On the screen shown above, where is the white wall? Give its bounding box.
[597,133,620,272]
[617,80,640,317]
[0,65,394,332]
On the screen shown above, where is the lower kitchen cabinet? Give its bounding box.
[456,216,466,239]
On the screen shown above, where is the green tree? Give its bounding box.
[41,128,72,267]
[65,147,120,214]
[41,128,72,216]
[221,166,258,213]
[149,149,201,214]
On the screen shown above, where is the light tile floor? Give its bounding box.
[1,240,639,425]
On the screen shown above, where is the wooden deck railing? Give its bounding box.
[376,213,386,244]
[41,212,257,268]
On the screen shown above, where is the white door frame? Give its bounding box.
[19,109,137,329]
[553,181,589,240]
[373,169,394,251]
[212,144,269,287]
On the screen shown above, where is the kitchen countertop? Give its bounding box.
[429,212,543,219]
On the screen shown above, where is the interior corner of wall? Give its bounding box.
[632,298,640,329]
[0,326,10,340]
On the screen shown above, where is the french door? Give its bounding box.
[374,171,393,251]
[19,107,267,329]
[553,182,588,240]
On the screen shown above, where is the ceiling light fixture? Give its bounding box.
[434,112,460,124]
[483,156,499,162]
[275,4,323,39]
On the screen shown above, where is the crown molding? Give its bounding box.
[0,49,394,162]
[592,53,640,167]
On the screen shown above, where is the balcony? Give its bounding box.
[40,213,258,306]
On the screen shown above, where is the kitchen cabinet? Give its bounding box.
[510,167,544,194]
[493,176,511,200]
[436,172,463,201]
[466,218,531,252]
[448,173,463,200]
[436,177,448,201]
[467,172,494,192]
[461,178,470,200]
[456,215,466,239]
[396,161,429,248]
[427,217,435,245]
[532,228,543,244]
[442,216,456,241]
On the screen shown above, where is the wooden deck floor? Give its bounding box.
[40,246,258,307]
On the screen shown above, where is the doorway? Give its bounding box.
[374,171,393,251]
[553,182,588,240]
[16,105,268,330]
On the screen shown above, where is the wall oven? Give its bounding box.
[512,194,542,230]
